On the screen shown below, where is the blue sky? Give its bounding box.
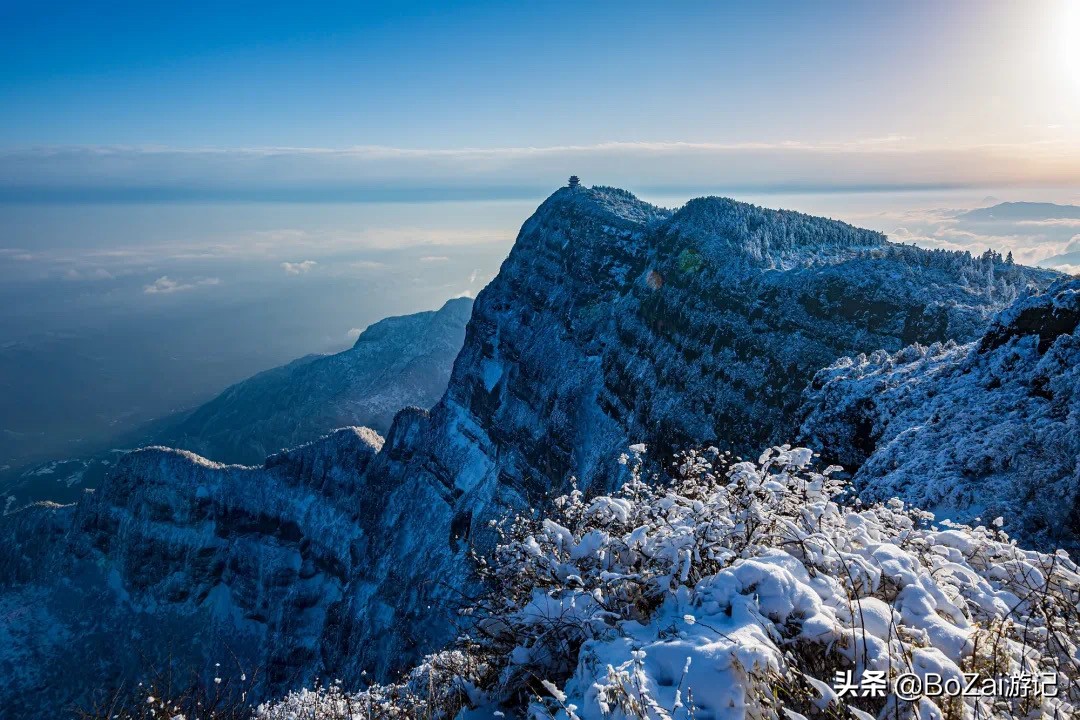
[5,1,932,146]
[2,1,1080,468]
[1,0,1078,198]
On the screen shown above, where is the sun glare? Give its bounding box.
[1063,1,1080,85]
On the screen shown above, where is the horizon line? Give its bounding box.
[4,181,1079,205]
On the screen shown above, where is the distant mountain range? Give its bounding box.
[0,185,1067,717]
[948,200,1080,272]
[153,296,473,465]
[958,200,1080,222]
[0,297,472,506]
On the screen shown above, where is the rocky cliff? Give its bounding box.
[329,185,1056,679]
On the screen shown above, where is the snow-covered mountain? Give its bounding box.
[0,297,472,505]
[155,296,474,465]
[0,185,1058,716]
[330,186,1056,676]
[800,277,1080,551]
[0,427,386,718]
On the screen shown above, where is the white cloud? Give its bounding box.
[448,268,487,299]
[345,327,364,341]
[143,276,221,294]
[0,225,508,287]
[5,138,1080,201]
[349,260,386,270]
[1016,218,1080,228]
[281,260,317,275]
[63,267,115,281]
[882,203,1080,269]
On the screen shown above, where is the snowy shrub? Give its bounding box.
[257,651,490,720]
[256,446,1079,720]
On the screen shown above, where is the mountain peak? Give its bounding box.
[437,295,474,312]
[540,184,671,227]
[353,297,474,349]
[960,201,1080,222]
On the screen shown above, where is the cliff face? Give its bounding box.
[330,187,1055,677]
[0,186,1057,716]
[800,277,1080,550]
[394,188,1045,499]
[0,428,384,716]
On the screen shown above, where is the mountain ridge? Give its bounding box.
[0,297,473,506]
[155,295,473,465]
[959,200,1080,222]
[0,185,1061,716]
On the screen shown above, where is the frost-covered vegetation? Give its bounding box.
[801,277,1080,551]
[255,447,1080,720]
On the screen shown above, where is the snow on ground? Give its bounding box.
[257,446,1079,720]
[800,277,1080,551]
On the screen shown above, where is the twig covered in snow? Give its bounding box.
[257,445,1079,719]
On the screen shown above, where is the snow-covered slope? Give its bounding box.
[155,296,473,465]
[0,186,1058,717]
[0,427,385,717]
[800,277,1080,551]
[259,447,1080,720]
[327,186,1056,677]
